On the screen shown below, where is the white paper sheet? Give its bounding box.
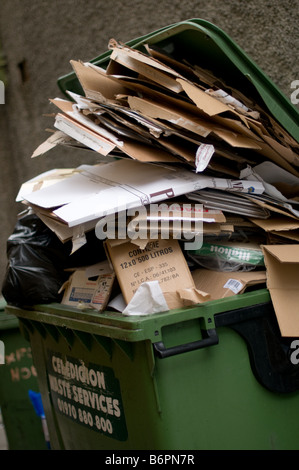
[122,281,169,316]
[21,159,265,227]
[107,293,127,312]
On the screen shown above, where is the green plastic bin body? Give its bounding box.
[6,289,299,450]
[0,299,47,450]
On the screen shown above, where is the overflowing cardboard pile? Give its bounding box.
[14,36,299,335]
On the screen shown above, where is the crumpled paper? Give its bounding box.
[122,281,169,316]
[108,281,210,316]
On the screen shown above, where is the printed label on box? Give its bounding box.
[106,238,195,305]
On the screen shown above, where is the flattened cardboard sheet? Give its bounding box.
[192,268,266,300]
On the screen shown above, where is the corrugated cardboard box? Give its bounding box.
[60,261,115,311]
[105,237,209,311]
[192,268,267,300]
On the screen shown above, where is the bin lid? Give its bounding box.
[8,288,299,394]
[5,289,271,343]
[57,18,299,143]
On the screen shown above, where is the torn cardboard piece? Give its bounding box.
[204,88,260,119]
[60,261,115,311]
[192,268,267,300]
[16,168,78,202]
[31,208,97,247]
[246,193,299,220]
[108,45,184,93]
[54,112,117,156]
[105,237,209,311]
[127,95,211,138]
[163,287,210,311]
[70,59,130,103]
[250,215,299,243]
[269,230,299,243]
[178,78,241,118]
[250,215,299,232]
[262,245,299,336]
[31,131,77,158]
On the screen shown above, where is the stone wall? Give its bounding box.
[0,0,298,285]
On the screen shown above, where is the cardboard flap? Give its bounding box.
[192,268,266,300]
[268,290,299,337]
[263,245,299,290]
[263,244,299,264]
[105,237,196,307]
[70,60,128,100]
[262,244,299,336]
[250,216,299,233]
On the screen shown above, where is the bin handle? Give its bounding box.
[153,328,219,358]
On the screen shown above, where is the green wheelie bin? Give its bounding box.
[5,288,299,450]
[4,18,299,450]
[0,297,47,450]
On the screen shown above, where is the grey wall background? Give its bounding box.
[0,0,298,288]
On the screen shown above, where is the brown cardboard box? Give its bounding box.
[60,261,115,311]
[105,237,209,310]
[192,268,266,300]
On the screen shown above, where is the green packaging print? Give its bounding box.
[189,242,264,266]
